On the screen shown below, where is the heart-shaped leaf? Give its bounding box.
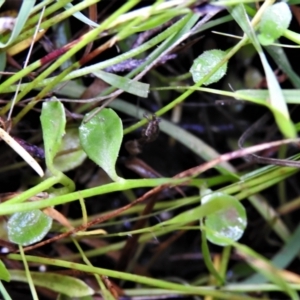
[79,108,123,181]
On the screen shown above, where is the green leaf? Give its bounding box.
[0,52,6,80]
[93,70,149,98]
[79,108,123,181]
[0,260,10,282]
[40,100,66,167]
[10,270,94,297]
[202,192,247,246]
[57,295,92,300]
[160,193,240,226]
[64,3,99,28]
[229,4,296,138]
[190,49,228,86]
[258,2,292,46]
[0,0,35,47]
[132,13,179,32]
[7,210,52,246]
[201,230,224,284]
[265,45,300,89]
[53,128,87,172]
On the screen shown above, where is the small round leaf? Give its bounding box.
[202,192,247,246]
[258,2,292,46]
[190,49,228,86]
[7,210,53,246]
[79,108,123,182]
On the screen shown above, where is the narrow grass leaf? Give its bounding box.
[0,260,10,282]
[235,89,300,104]
[230,4,296,138]
[243,223,300,284]
[79,108,123,182]
[132,12,178,32]
[7,210,52,246]
[64,3,99,27]
[159,194,239,226]
[10,270,94,297]
[93,70,149,98]
[40,100,66,167]
[0,52,6,79]
[201,230,225,285]
[0,127,44,177]
[265,45,300,88]
[0,0,35,47]
[235,244,299,300]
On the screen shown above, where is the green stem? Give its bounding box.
[0,178,192,215]
[1,176,60,206]
[8,254,260,300]
[124,35,249,134]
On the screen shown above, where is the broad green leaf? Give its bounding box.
[10,270,94,297]
[258,2,292,46]
[0,260,10,282]
[190,49,228,86]
[40,100,66,167]
[202,192,247,246]
[79,108,123,181]
[53,128,87,172]
[93,70,149,98]
[7,209,52,246]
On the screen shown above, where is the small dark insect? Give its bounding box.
[141,114,161,144]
